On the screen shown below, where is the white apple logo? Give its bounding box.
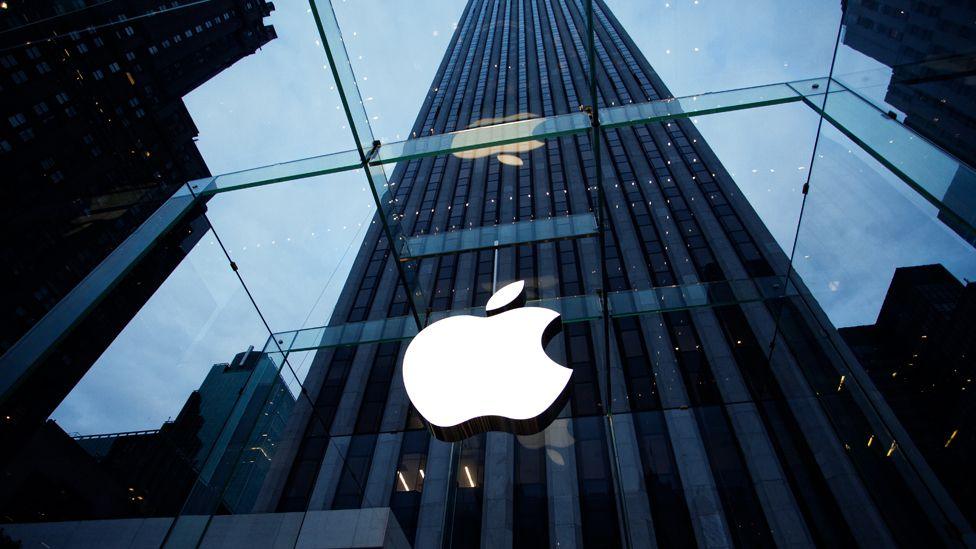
[402,280,573,441]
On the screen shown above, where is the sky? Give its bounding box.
[50,0,976,435]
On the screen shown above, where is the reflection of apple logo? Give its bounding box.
[403,280,573,442]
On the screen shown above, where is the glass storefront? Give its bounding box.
[1,0,974,547]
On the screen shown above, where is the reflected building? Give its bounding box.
[188,347,298,514]
[0,0,275,451]
[244,0,971,547]
[842,0,976,243]
[0,348,295,522]
[840,264,975,524]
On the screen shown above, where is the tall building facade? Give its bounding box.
[0,0,275,452]
[250,0,972,547]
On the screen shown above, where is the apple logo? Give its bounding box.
[402,280,573,442]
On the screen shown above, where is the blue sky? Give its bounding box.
[51,0,976,435]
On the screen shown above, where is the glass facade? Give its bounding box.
[1,0,975,547]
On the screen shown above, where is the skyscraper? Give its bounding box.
[0,0,275,451]
[251,0,972,547]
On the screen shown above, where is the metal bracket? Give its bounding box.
[365,139,382,163]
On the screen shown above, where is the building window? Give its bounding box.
[65,106,77,117]
[108,62,121,73]
[92,69,104,80]
[11,70,28,83]
[8,113,26,128]
[25,46,41,59]
[32,102,49,115]
[205,21,212,28]
[35,62,52,74]
[0,54,16,68]
[134,108,145,118]
[0,140,11,152]
[148,46,159,55]
[128,97,140,107]
[195,25,203,32]
[76,43,89,54]
[50,171,64,183]
[125,51,136,61]
[40,157,55,170]
[173,34,182,43]
[19,128,34,142]
[390,430,429,543]
[124,26,135,36]
[331,434,378,510]
[184,29,193,37]
[93,36,104,47]
[55,92,69,104]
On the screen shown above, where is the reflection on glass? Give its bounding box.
[404,213,598,259]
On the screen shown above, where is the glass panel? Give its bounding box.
[404,213,598,259]
[277,293,602,353]
[376,112,590,165]
[600,83,802,128]
[608,276,790,317]
[0,0,278,365]
[195,150,362,196]
[186,81,831,202]
[13,0,976,546]
[182,0,352,171]
[830,0,976,173]
[203,172,378,334]
[308,0,376,153]
[0,222,274,529]
[805,81,976,242]
[789,122,976,540]
[609,0,842,96]
[0,186,198,400]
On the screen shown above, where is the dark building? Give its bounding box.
[188,348,298,514]
[0,418,199,523]
[840,264,975,524]
[0,0,275,452]
[842,0,976,167]
[237,0,972,547]
[841,0,976,243]
[0,348,296,522]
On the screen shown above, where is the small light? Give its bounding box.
[837,375,846,392]
[464,465,475,487]
[886,441,897,457]
[945,430,959,448]
[867,434,875,447]
[398,471,409,491]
